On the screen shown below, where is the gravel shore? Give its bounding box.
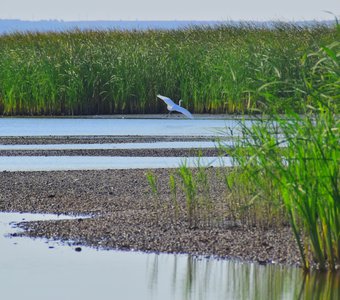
[0,135,223,156]
[0,168,301,267]
[0,135,302,267]
[0,135,219,145]
[0,148,220,157]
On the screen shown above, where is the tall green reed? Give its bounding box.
[147,163,229,229]
[230,40,339,271]
[0,23,336,115]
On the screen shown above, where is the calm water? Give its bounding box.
[1,212,338,300]
[0,117,233,171]
[0,117,250,136]
[0,156,232,171]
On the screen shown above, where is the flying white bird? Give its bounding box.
[157,95,193,119]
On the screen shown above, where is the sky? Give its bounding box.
[0,0,339,21]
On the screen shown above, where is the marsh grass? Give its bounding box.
[177,159,221,228]
[224,166,286,228]
[232,109,339,270]
[147,163,284,231]
[0,23,337,115]
[230,40,339,271]
[147,166,214,228]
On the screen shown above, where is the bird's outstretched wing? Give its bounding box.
[157,94,194,119]
[157,94,175,108]
[172,104,194,119]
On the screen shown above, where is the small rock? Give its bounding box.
[257,259,268,265]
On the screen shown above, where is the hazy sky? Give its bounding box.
[1,0,339,21]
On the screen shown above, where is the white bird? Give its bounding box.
[157,95,193,119]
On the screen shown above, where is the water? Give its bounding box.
[0,117,249,137]
[0,156,231,171]
[0,118,233,171]
[2,212,337,300]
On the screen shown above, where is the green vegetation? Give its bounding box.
[0,23,337,115]
[231,40,339,271]
[147,164,218,228]
[147,35,339,271]
[231,106,339,271]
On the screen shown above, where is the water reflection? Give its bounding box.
[1,212,339,300]
[298,272,340,300]
[147,255,340,300]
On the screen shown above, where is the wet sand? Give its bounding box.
[0,136,301,267]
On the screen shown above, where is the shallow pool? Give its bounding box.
[0,156,232,171]
[0,117,250,137]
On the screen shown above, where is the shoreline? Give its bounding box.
[0,135,225,157]
[0,148,220,157]
[0,168,301,267]
[0,135,221,144]
[0,134,302,268]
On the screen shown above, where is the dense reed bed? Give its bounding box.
[0,23,337,115]
[230,39,339,271]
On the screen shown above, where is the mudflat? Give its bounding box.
[0,166,301,266]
